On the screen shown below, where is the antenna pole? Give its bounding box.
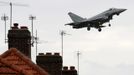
[29,15,36,46]
[10,2,12,28]
[35,30,38,56]
[77,51,81,75]
[60,30,66,57]
[60,30,66,68]
[0,1,28,28]
[60,30,70,66]
[1,14,8,43]
[61,31,63,57]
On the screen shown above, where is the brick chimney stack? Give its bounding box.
[36,52,63,75]
[62,66,78,75]
[8,23,31,58]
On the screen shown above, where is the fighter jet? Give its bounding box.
[65,8,127,32]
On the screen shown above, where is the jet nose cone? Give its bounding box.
[122,9,127,11]
[120,9,127,13]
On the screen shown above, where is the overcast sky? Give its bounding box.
[0,0,134,75]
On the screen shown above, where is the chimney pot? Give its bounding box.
[14,23,19,27]
[46,53,52,55]
[39,53,44,55]
[63,66,68,70]
[54,53,60,56]
[12,23,19,29]
[70,66,75,70]
[21,26,28,30]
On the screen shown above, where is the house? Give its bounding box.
[0,23,77,75]
[0,48,48,75]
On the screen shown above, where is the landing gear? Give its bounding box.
[87,27,90,31]
[109,24,111,27]
[116,13,119,16]
[98,28,102,32]
[108,21,111,27]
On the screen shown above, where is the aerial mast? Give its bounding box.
[35,30,39,56]
[0,1,28,28]
[10,2,12,28]
[60,30,70,67]
[29,15,36,46]
[60,30,69,57]
[1,14,9,43]
[77,51,81,75]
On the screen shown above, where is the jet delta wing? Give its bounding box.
[65,8,127,32]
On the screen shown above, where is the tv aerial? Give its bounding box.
[76,51,81,75]
[60,30,71,57]
[1,14,8,43]
[29,15,36,46]
[34,30,48,56]
[0,1,28,28]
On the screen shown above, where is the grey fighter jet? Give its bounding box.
[65,8,127,32]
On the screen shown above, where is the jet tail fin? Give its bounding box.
[68,12,86,23]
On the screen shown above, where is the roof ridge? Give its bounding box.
[0,48,48,75]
